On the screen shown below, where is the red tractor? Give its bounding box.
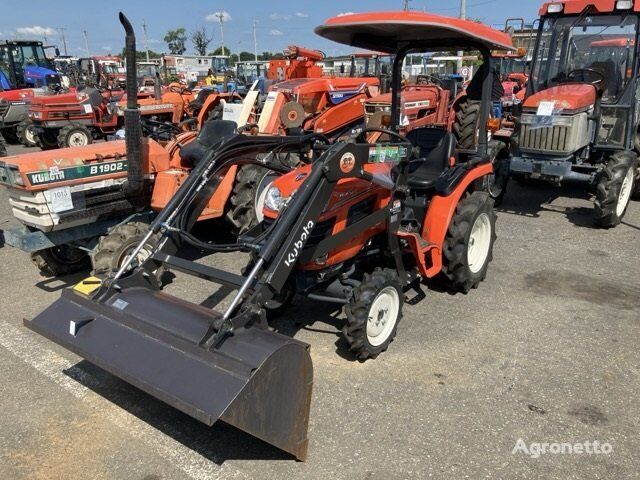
[510,0,640,227]
[25,83,197,149]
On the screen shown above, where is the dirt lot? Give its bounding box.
[0,143,638,479]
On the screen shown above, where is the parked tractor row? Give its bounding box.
[0,0,638,463]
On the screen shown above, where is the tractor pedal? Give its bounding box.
[405,282,426,305]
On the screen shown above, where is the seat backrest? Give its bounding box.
[406,127,456,171]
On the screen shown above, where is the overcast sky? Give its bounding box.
[1,0,542,57]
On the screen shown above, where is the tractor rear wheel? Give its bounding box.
[441,191,496,293]
[226,164,272,233]
[91,221,164,281]
[58,124,93,148]
[452,99,481,150]
[17,119,38,147]
[343,268,404,360]
[30,246,90,277]
[36,129,59,150]
[594,152,636,228]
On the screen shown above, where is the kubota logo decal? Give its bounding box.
[339,152,356,174]
[284,220,314,267]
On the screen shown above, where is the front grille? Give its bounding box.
[49,110,84,119]
[520,124,570,154]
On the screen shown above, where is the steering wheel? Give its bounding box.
[355,127,411,145]
[566,68,605,86]
[170,85,192,95]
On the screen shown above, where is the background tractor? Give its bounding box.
[510,0,640,227]
[0,40,63,145]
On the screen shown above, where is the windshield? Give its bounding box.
[137,65,157,77]
[102,64,119,74]
[496,57,527,76]
[530,13,637,101]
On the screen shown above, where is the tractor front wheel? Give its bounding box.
[343,268,404,360]
[441,191,496,293]
[594,153,636,228]
[226,164,272,234]
[91,221,164,281]
[58,124,93,148]
[36,129,59,150]
[30,246,91,277]
[17,119,38,147]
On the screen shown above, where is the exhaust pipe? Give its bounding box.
[119,12,144,195]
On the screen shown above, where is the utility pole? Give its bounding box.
[457,0,466,73]
[58,27,68,55]
[403,0,411,10]
[215,12,226,56]
[82,29,90,57]
[252,20,258,62]
[142,21,150,62]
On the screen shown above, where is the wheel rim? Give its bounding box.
[487,173,502,198]
[366,286,400,347]
[69,131,89,147]
[616,168,634,217]
[118,244,154,272]
[254,175,277,223]
[467,212,492,274]
[24,126,36,144]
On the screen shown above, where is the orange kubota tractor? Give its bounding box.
[509,0,640,227]
[26,10,510,461]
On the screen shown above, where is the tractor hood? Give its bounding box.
[0,139,169,191]
[30,91,83,107]
[367,85,441,105]
[0,89,35,102]
[523,84,596,114]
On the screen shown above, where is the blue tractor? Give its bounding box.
[0,40,61,90]
[0,40,62,144]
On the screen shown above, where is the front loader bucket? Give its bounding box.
[25,288,313,460]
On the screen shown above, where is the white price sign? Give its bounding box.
[83,104,93,114]
[45,186,74,213]
[536,101,555,117]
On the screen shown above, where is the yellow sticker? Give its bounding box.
[73,276,102,295]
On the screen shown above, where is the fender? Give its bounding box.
[421,162,493,275]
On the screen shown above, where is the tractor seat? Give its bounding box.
[189,88,215,112]
[405,128,455,190]
[179,119,237,166]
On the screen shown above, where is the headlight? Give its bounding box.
[31,111,43,120]
[264,185,285,211]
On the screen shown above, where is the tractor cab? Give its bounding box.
[510,0,640,227]
[0,41,61,90]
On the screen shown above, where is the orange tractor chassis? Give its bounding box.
[26,9,509,461]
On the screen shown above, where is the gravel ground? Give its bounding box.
[0,142,638,480]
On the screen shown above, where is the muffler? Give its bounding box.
[25,286,313,460]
